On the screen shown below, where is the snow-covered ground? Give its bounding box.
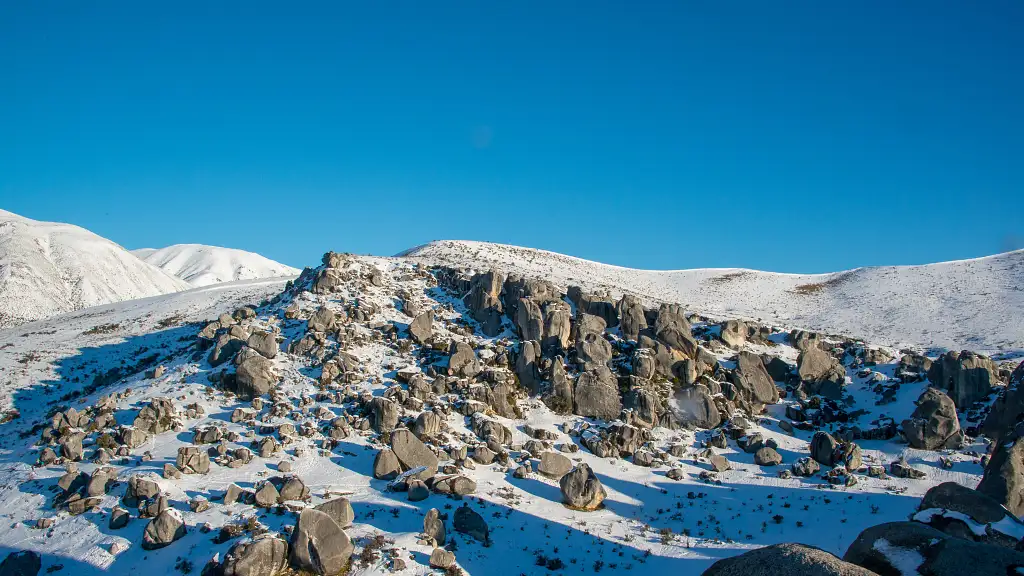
[133,244,299,287]
[0,249,1003,576]
[402,240,1024,355]
[0,210,190,328]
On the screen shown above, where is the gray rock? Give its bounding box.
[538,451,573,478]
[109,506,130,530]
[453,505,489,544]
[175,446,210,474]
[142,509,186,550]
[234,355,278,400]
[254,482,280,508]
[408,310,433,344]
[702,542,876,576]
[573,365,622,420]
[709,454,730,472]
[314,498,354,528]
[673,384,721,429]
[514,298,544,342]
[370,397,399,432]
[901,388,963,450]
[429,548,456,569]
[515,340,542,393]
[616,294,648,341]
[407,479,430,501]
[247,331,279,360]
[464,270,504,336]
[754,447,783,466]
[792,457,820,477]
[412,411,443,439]
[390,429,438,480]
[424,508,446,546]
[719,319,747,349]
[307,307,336,333]
[222,534,289,576]
[432,475,477,496]
[559,463,606,511]
[918,481,1022,547]
[798,347,846,397]
[810,431,839,467]
[928,350,997,407]
[289,508,353,576]
[448,341,481,378]
[730,351,780,414]
[977,435,1024,518]
[0,551,41,576]
[209,334,244,367]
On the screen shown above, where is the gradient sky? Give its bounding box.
[1,1,1021,272]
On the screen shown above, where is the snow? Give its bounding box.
[0,209,191,327]
[913,508,1024,540]
[402,240,1024,354]
[871,539,925,575]
[132,244,299,287]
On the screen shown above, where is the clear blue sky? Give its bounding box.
[1,2,1021,273]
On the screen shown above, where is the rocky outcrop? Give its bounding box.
[729,351,780,414]
[928,350,997,407]
[797,347,846,398]
[390,429,438,480]
[901,388,963,450]
[977,431,1024,518]
[573,365,621,420]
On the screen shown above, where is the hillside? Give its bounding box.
[132,244,299,287]
[0,210,190,327]
[402,240,1024,354]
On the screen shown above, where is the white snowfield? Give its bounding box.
[133,244,299,287]
[402,240,1024,354]
[0,209,191,328]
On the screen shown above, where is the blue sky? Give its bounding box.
[1,2,1021,273]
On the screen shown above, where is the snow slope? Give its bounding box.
[401,240,1024,354]
[0,209,191,328]
[132,244,299,287]
[0,255,992,576]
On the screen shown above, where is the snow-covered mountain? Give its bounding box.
[132,244,299,287]
[0,209,190,327]
[402,240,1024,354]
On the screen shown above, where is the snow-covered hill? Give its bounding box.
[401,240,1024,354]
[0,209,191,328]
[133,244,299,287]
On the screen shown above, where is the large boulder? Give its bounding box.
[559,463,606,511]
[448,341,481,378]
[246,331,278,360]
[573,365,622,420]
[901,388,963,450]
[464,270,504,336]
[981,360,1024,441]
[408,310,433,344]
[372,449,402,480]
[390,429,438,480]
[234,355,278,400]
[916,481,1023,547]
[719,319,747,349]
[797,347,846,398]
[616,295,648,341]
[453,504,489,544]
[423,508,446,546]
[307,307,336,333]
[703,543,876,576]
[537,452,573,478]
[730,351,780,414]
[289,508,353,576]
[977,434,1024,518]
[0,551,41,576]
[810,431,839,467]
[575,313,613,367]
[928,350,997,407]
[673,384,721,429]
[142,509,186,550]
[514,340,542,393]
[514,298,543,342]
[844,521,1024,576]
[222,534,289,576]
[314,498,354,528]
[370,397,399,432]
